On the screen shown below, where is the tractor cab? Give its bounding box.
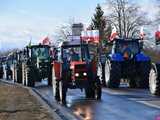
[60,44,91,82]
[27,45,51,66]
[112,39,141,60]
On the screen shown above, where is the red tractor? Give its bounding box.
[52,42,102,104]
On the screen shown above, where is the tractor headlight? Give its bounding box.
[83,72,87,76]
[75,73,79,77]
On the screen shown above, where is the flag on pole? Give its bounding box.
[28,40,32,48]
[109,26,118,42]
[140,27,145,40]
[41,36,51,45]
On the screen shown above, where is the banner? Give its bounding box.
[81,30,99,43]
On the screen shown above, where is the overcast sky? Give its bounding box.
[0,0,159,51]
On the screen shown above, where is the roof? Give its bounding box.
[28,44,50,48]
[62,43,88,49]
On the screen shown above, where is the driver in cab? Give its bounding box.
[70,48,80,61]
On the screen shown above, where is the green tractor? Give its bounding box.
[15,44,52,87]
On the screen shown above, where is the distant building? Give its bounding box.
[72,23,83,36]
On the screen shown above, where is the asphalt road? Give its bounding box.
[34,81,160,120]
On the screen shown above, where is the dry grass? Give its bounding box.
[0,82,54,120]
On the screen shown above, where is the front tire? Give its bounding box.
[129,78,137,88]
[95,77,102,100]
[105,60,121,88]
[85,84,95,99]
[149,63,160,95]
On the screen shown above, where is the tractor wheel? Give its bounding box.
[95,76,102,100]
[0,74,3,79]
[149,63,160,95]
[52,68,60,101]
[97,63,103,84]
[48,75,52,86]
[22,63,26,86]
[16,65,22,83]
[53,81,60,101]
[85,83,95,99]
[136,62,151,88]
[26,66,35,87]
[48,68,52,86]
[59,81,67,104]
[105,60,121,88]
[129,78,137,88]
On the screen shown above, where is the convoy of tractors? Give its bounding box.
[0,24,160,104]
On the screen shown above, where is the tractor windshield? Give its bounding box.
[115,41,140,55]
[31,47,49,60]
[62,45,90,62]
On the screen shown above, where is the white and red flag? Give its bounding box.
[41,36,51,45]
[81,31,88,40]
[155,25,160,40]
[81,30,100,44]
[109,26,118,42]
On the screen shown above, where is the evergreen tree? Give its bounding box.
[91,4,107,43]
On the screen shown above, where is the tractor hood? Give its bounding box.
[70,61,86,70]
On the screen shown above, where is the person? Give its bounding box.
[70,48,80,61]
[122,44,132,59]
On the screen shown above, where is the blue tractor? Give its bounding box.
[105,38,151,88]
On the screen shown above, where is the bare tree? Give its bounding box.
[54,19,75,45]
[0,48,19,56]
[155,1,160,25]
[105,0,150,38]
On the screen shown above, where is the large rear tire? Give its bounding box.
[136,62,150,88]
[59,81,67,104]
[105,60,121,88]
[16,64,22,83]
[149,63,160,95]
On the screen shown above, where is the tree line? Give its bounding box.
[57,0,160,44]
